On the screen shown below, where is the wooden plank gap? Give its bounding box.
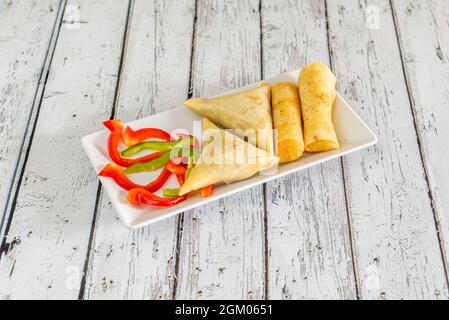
[110,0,135,120]
[258,0,270,301]
[172,213,185,300]
[76,0,135,300]
[77,183,103,300]
[187,0,199,99]
[262,183,269,300]
[324,0,361,299]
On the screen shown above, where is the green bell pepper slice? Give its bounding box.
[121,137,194,157]
[162,188,180,197]
[124,151,171,174]
[125,147,199,174]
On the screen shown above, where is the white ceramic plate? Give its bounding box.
[82,69,377,228]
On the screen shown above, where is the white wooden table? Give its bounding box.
[0,0,448,300]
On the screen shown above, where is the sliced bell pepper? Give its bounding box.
[128,188,187,207]
[124,151,171,174]
[122,126,171,147]
[121,136,194,158]
[159,159,186,196]
[166,160,187,176]
[166,160,187,186]
[201,184,213,198]
[176,173,185,186]
[162,188,180,197]
[99,163,171,192]
[125,147,197,174]
[104,120,164,167]
[121,139,181,157]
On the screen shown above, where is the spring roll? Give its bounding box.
[271,82,304,163]
[298,62,339,152]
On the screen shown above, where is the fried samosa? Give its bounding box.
[184,83,274,154]
[271,82,304,163]
[298,62,339,152]
[179,118,279,195]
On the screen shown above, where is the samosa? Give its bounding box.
[179,118,278,195]
[184,83,274,154]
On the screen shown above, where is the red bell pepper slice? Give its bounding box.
[104,120,164,167]
[176,173,185,186]
[99,163,171,192]
[201,184,213,198]
[122,126,171,147]
[128,188,187,207]
[166,160,187,176]
[166,160,187,186]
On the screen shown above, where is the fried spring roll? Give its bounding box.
[271,82,304,163]
[298,62,339,152]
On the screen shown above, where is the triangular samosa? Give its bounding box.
[184,83,274,154]
[179,118,279,195]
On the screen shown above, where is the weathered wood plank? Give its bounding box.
[0,0,130,299]
[261,0,356,299]
[327,0,448,299]
[83,0,195,299]
[391,0,449,283]
[0,0,62,239]
[175,0,265,299]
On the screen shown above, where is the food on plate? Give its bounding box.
[124,148,198,174]
[179,118,279,196]
[271,82,304,163]
[99,163,171,191]
[97,62,343,209]
[200,184,213,197]
[121,139,181,156]
[124,151,172,174]
[298,62,339,152]
[166,159,187,176]
[121,135,195,157]
[162,188,181,197]
[99,121,202,207]
[128,188,187,207]
[183,83,274,154]
[121,126,171,147]
[103,120,167,167]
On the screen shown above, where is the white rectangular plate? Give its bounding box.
[82,69,377,228]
